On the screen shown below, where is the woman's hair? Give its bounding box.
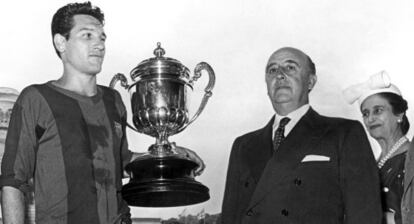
[377,92,410,135]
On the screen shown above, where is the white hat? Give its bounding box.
[0,87,19,103]
[343,71,402,106]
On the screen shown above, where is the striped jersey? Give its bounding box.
[0,82,133,224]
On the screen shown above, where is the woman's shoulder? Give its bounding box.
[382,151,407,174]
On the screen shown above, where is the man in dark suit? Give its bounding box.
[402,137,414,224]
[221,47,382,224]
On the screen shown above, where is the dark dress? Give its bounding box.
[380,151,407,224]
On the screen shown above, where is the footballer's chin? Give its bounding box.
[86,64,103,75]
[89,57,104,68]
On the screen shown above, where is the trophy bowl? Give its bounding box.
[110,43,215,207]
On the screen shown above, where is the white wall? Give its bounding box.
[1,0,414,219]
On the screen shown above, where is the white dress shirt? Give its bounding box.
[272,104,310,140]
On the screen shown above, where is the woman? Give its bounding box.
[345,72,411,224]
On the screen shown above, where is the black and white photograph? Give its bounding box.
[0,0,414,223]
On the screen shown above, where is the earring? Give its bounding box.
[398,119,402,123]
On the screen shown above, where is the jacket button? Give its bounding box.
[246,209,253,216]
[294,178,302,186]
[281,209,289,216]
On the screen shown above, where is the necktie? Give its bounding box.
[273,117,291,151]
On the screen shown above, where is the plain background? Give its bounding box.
[1,0,414,219]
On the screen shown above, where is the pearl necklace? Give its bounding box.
[377,136,408,169]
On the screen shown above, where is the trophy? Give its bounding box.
[110,43,215,207]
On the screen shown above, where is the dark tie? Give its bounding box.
[273,117,291,151]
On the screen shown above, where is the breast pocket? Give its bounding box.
[297,159,338,188]
[298,160,334,172]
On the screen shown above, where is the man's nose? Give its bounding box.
[94,39,105,51]
[275,69,286,80]
[96,43,105,51]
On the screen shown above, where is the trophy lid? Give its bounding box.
[130,42,191,85]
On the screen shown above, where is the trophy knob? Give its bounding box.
[153,42,165,58]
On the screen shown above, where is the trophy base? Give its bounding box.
[122,155,210,207]
[122,179,209,207]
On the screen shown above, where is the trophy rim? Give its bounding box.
[127,76,193,91]
[130,59,190,81]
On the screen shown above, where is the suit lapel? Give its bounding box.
[247,108,327,208]
[242,118,274,183]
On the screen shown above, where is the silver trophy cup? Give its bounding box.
[110,43,215,207]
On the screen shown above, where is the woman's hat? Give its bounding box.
[343,71,401,106]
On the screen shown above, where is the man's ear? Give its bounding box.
[308,74,317,92]
[53,34,67,55]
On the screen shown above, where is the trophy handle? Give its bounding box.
[110,73,130,89]
[109,73,139,132]
[179,62,216,132]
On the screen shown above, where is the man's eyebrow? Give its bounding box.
[266,60,300,71]
[266,62,278,71]
[78,27,106,38]
[78,27,95,32]
[284,59,300,67]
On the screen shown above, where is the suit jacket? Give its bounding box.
[402,138,414,224]
[221,108,382,224]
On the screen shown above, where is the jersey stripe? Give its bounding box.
[36,85,100,224]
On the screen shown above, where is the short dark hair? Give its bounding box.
[51,1,104,57]
[377,92,410,135]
